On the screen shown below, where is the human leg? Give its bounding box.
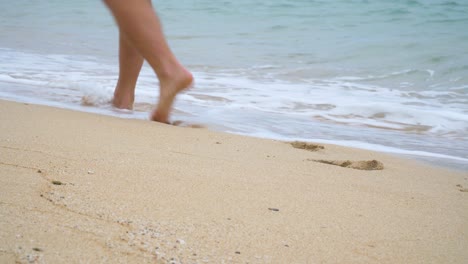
[112,31,144,110]
[104,0,193,123]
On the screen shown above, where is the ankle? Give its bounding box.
[154,58,188,82]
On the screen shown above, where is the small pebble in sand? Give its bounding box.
[176,239,186,245]
[32,247,42,252]
[27,254,39,263]
[37,169,42,173]
[268,208,279,212]
[87,170,94,175]
[51,180,63,185]
[235,251,241,254]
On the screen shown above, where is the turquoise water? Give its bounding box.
[1,0,467,169]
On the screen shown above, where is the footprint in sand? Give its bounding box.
[310,159,384,170]
[290,141,325,151]
[289,141,383,170]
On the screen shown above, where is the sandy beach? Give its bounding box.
[0,99,467,263]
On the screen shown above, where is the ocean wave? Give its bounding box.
[1,47,467,167]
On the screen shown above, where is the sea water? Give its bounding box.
[0,0,467,170]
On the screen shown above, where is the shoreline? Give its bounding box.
[1,89,467,172]
[1,99,467,263]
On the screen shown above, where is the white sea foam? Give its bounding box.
[0,49,467,168]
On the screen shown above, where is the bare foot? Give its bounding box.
[112,86,135,110]
[111,97,134,110]
[151,66,193,123]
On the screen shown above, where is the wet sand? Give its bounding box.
[0,99,467,263]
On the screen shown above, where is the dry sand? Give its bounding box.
[0,99,467,263]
